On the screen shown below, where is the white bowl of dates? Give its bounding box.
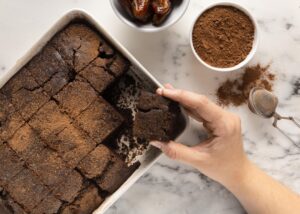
[110,0,190,32]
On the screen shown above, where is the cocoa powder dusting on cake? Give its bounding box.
[192,6,255,68]
[216,64,275,106]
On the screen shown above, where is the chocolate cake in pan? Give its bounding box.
[0,21,186,214]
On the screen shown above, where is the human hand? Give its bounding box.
[150,84,250,186]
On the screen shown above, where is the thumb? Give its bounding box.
[150,141,201,166]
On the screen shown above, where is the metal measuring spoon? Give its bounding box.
[248,87,300,129]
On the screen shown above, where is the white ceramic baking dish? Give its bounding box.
[0,9,189,214]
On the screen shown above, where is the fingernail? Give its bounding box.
[164,83,174,89]
[150,141,163,149]
[156,88,163,95]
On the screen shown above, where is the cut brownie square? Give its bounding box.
[0,67,39,97]
[28,101,71,140]
[52,170,83,203]
[43,70,73,97]
[26,45,70,85]
[46,124,95,168]
[137,91,169,111]
[0,93,25,141]
[77,145,112,179]
[26,148,71,187]
[61,185,103,214]
[0,68,48,121]
[31,194,62,214]
[7,169,49,211]
[8,124,45,161]
[10,88,50,121]
[0,198,11,214]
[0,195,27,214]
[75,97,124,144]
[79,58,115,93]
[0,144,24,186]
[54,81,98,118]
[50,23,101,71]
[98,40,115,58]
[133,91,183,141]
[133,109,172,141]
[97,153,139,193]
[107,54,130,77]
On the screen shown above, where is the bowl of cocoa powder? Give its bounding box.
[191,2,259,72]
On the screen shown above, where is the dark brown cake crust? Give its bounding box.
[31,194,62,214]
[77,145,112,179]
[8,124,45,161]
[26,148,71,187]
[11,87,50,121]
[0,144,24,186]
[1,68,39,96]
[108,54,130,77]
[54,80,98,118]
[134,109,173,141]
[79,58,115,93]
[1,67,50,121]
[49,124,95,168]
[51,170,83,203]
[28,101,72,140]
[50,23,101,72]
[75,97,124,144]
[133,91,180,141]
[61,185,103,214]
[0,93,25,141]
[97,153,139,193]
[137,91,169,111]
[6,169,49,211]
[26,45,70,86]
[0,195,27,214]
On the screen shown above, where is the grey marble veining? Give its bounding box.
[0,0,299,213]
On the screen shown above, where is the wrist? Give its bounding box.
[220,156,253,191]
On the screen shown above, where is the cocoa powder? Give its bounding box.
[192,6,255,68]
[216,64,275,106]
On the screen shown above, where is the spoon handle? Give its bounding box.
[272,113,300,129]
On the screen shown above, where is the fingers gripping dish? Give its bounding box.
[0,20,185,214]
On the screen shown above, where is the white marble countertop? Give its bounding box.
[0,0,299,213]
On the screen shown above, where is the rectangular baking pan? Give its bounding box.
[0,9,189,214]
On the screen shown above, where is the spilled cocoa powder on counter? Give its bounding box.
[216,64,276,106]
[192,6,255,68]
